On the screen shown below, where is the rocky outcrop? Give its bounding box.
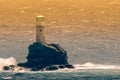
[17,43,74,71]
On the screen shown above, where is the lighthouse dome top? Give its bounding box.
[36,15,44,22]
[36,15,45,26]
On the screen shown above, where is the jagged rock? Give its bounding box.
[45,65,58,71]
[3,66,9,70]
[27,43,68,65]
[3,65,16,71]
[58,65,65,69]
[17,42,72,71]
[31,64,50,71]
[31,64,74,71]
[65,64,74,68]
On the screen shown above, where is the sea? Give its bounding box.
[0,0,120,80]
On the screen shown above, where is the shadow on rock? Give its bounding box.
[18,43,74,71]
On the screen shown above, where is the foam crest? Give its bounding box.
[1,57,120,72]
[74,62,120,69]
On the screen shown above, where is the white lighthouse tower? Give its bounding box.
[36,15,45,43]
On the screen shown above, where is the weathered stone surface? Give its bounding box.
[58,65,65,69]
[31,64,74,71]
[45,65,58,71]
[3,66,9,70]
[17,42,73,71]
[65,64,74,68]
[28,43,68,65]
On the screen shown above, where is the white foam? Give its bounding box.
[0,57,17,71]
[74,62,120,70]
[1,57,120,72]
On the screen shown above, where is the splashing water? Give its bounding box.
[0,57,17,71]
[74,62,120,70]
[1,57,120,72]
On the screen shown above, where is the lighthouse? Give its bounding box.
[17,16,74,71]
[36,15,45,43]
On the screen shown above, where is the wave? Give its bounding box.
[1,57,120,72]
[0,57,17,71]
[74,62,120,69]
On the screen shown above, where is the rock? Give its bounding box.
[31,64,49,71]
[45,65,58,71]
[31,65,65,71]
[65,64,74,68]
[3,66,9,70]
[3,65,15,71]
[27,43,68,65]
[18,42,74,71]
[58,65,65,69]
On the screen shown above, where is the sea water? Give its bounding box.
[0,0,120,79]
[1,70,120,80]
[1,66,120,80]
[1,58,120,80]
